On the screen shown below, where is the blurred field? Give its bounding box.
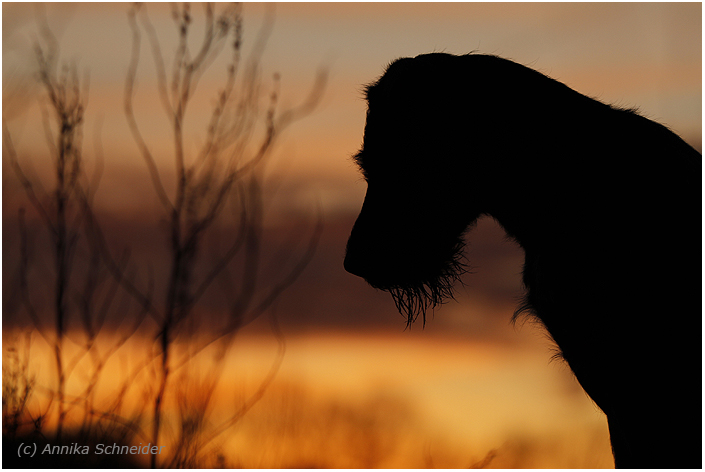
[3,329,613,468]
[218,332,613,468]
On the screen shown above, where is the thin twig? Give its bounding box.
[125,5,173,212]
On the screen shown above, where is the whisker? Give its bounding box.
[384,238,467,328]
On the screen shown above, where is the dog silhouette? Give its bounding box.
[344,53,701,468]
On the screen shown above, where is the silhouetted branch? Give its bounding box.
[122,3,326,466]
[76,190,161,324]
[253,207,324,317]
[4,10,155,443]
[275,67,329,130]
[124,5,172,212]
[3,123,55,235]
[190,192,250,306]
[15,209,52,345]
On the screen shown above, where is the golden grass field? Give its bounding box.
[3,329,614,468]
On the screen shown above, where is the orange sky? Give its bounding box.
[3,2,702,215]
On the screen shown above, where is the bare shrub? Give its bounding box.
[124,3,325,466]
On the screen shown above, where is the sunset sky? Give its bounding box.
[2,2,701,468]
[3,2,702,215]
